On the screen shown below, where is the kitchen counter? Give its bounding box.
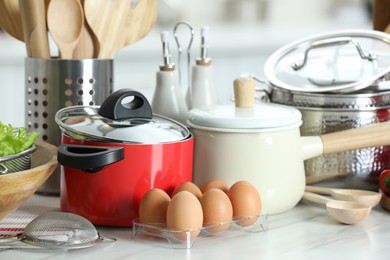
[1,193,389,259]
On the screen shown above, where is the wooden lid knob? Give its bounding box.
[233,77,256,108]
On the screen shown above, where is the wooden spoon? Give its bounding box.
[0,0,24,41]
[19,0,50,58]
[305,186,382,208]
[123,0,158,48]
[302,192,371,225]
[84,0,131,59]
[47,0,84,59]
[73,0,98,59]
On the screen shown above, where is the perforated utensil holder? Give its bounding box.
[24,58,113,194]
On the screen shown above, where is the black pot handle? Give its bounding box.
[58,144,124,173]
[98,88,153,120]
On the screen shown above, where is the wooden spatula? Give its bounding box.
[385,23,390,34]
[84,0,131,59]
[19,0,50,58]
[73,0,98,59]
[0,0,24,41]
[124,0,158,47]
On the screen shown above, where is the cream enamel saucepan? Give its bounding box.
[188,77,390,215]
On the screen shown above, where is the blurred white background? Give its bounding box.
[0,0,372,127]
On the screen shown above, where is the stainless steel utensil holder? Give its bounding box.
[24,58,113,194]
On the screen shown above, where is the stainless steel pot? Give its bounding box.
[261,30,390,189]
[271,87,390,187]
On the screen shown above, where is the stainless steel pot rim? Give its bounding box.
[270,86,390,97]
[277,104,390,112]
[270,86,390,110]
[25,57,114,62]
[264,29,390,93]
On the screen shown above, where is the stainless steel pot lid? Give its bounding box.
[264,30,390,93]
[188,77,302,131]
[55,89,190,144]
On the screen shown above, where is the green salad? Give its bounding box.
[0,121,39,157]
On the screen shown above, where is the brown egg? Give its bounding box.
[227,181,262,227]
[139,188,171,233]
[200,188,233,233]
[166,191,203,240]
[171,182,202,199]
[200,179,229,194]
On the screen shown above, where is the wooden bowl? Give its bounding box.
[380,190,390,211]
[0,141,58,220]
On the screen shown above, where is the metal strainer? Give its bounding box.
[0,212,116,249]
[0,145,36,174]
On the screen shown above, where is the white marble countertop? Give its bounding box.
[0,193,389,259]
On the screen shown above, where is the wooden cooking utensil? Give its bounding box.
[305,185,381,208]
[19,0,50,58]
[380,190,390,211]
[73,0,98,59]
[0,0,24,41]
[123,0,158,47]
[0,141,58,221]
[44,0,50,11]
[84,0,131,59]
[47,0,84,59]
[385,23,390,34]
[302,192,371,225]
[373,0,390,32]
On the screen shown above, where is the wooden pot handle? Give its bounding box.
[320,121,390,154]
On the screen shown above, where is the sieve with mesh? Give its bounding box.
[0,212,116,249]
[24,58,113,194]
[0,145,36,174]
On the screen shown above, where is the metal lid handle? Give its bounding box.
[292,37,377,70]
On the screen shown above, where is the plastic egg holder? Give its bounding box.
[132,214,268,249]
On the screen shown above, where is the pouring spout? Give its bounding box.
[300,136,323,160]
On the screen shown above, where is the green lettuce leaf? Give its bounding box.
[0,122,39,156]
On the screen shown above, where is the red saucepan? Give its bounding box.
[55,89,193,227]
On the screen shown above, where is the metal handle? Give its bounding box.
[292,37,376,70]
[173,21,194,93]
[0,163,8,174]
